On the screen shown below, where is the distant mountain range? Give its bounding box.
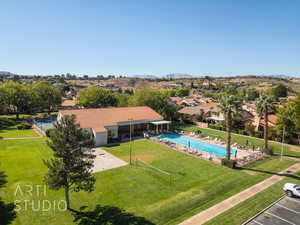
[1,71,299,79]
[129,73,195,79]
[165,73,194,79]
[129,74,158,79]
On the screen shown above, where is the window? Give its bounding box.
[108,129,117,138]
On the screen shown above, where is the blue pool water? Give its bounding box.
[159,134,237,157]
[33,119,56,131]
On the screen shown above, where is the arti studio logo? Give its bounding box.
[14,184,67,212]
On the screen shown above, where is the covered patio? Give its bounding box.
[150,120,172,134]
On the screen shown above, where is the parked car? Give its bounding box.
[283,183,300,197]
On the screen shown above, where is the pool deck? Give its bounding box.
[152,134,264,166]
[184,134,253,160]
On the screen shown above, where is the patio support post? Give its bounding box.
[156,124,158,134]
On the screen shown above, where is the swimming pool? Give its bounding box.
[159,134,237,157]
[33,119,56,131]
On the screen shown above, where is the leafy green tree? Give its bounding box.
[276,95,300,143]
[33,81,62,114]
[244,88,259,101]
[268,84,288,98]
[256,94,275,151]
[1,81,32,118]
[196,109,205,122]
[131,89,178,119]
[115,93,130,107]
[0,86,7,113]
[44,115,96,209]
[219,95,241,160]
[77,86,117,108]
[160,89,176,97]
[176,88,189,97]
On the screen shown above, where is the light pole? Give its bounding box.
[129,118,133,165]
[280,126,285,161]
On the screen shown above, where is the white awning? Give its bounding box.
[151,120,172,125]
[207,116,224,121]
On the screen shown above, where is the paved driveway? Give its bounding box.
[244,196,300,225]
[92,148,128,173]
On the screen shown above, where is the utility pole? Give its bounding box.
[280,126,285,161]
[129,118,133,165]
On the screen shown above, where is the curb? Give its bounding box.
[241,195,285,225]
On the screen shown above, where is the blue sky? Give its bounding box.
[1,0,300,76]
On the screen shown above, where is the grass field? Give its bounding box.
[0,117,40,138]
[0,129,40,138]
[0,137,298,225]
[174,123,300,158]
[204,171,300,225]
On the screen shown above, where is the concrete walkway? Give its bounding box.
[92,149,128,173]
[180,162,300,225]
[1,136,43,140]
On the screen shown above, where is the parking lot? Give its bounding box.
[244,196,300,225]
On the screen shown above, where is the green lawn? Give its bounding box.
[0,138,297,225]
[204,171,300,225]
[0,129,40,138]
[0,117,40,138]
[175,123,300,158]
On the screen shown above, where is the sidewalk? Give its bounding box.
[179,162,300,225]
[1,136,43,140]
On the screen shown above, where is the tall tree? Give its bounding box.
[0,86,7,113]
[33,81,62,114]
[268,84,288,98]
[219,95,241,160]
[77,86,117,108]
[176,88,189,97]
[44,115,96,209]
[131,88,178,119]
[1,81,31,118]
[276,94,300,143]
[256,94,275,151]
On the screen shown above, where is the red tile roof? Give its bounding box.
[178,102,219,115]
[268,114,277,125]
[59,106,163,132]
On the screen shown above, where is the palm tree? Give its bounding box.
[219,95,241,160]
[256,94,275,151]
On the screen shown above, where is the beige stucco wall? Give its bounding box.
[94,131,108,146]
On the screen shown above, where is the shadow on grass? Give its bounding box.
[70,205,155,225]
[281,154,300,159]
[237,167,300,181]
[0,171,17,225]
[0,118,23,129]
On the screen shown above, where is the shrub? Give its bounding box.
[221,158,237,169]
[208,124,224,131]
[17,122,32,130]
[253,131,261,138]
[45,128,54,137]
[238,129,246,135]
[262,146,274,155]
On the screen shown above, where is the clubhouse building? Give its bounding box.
[58,106,171,146]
